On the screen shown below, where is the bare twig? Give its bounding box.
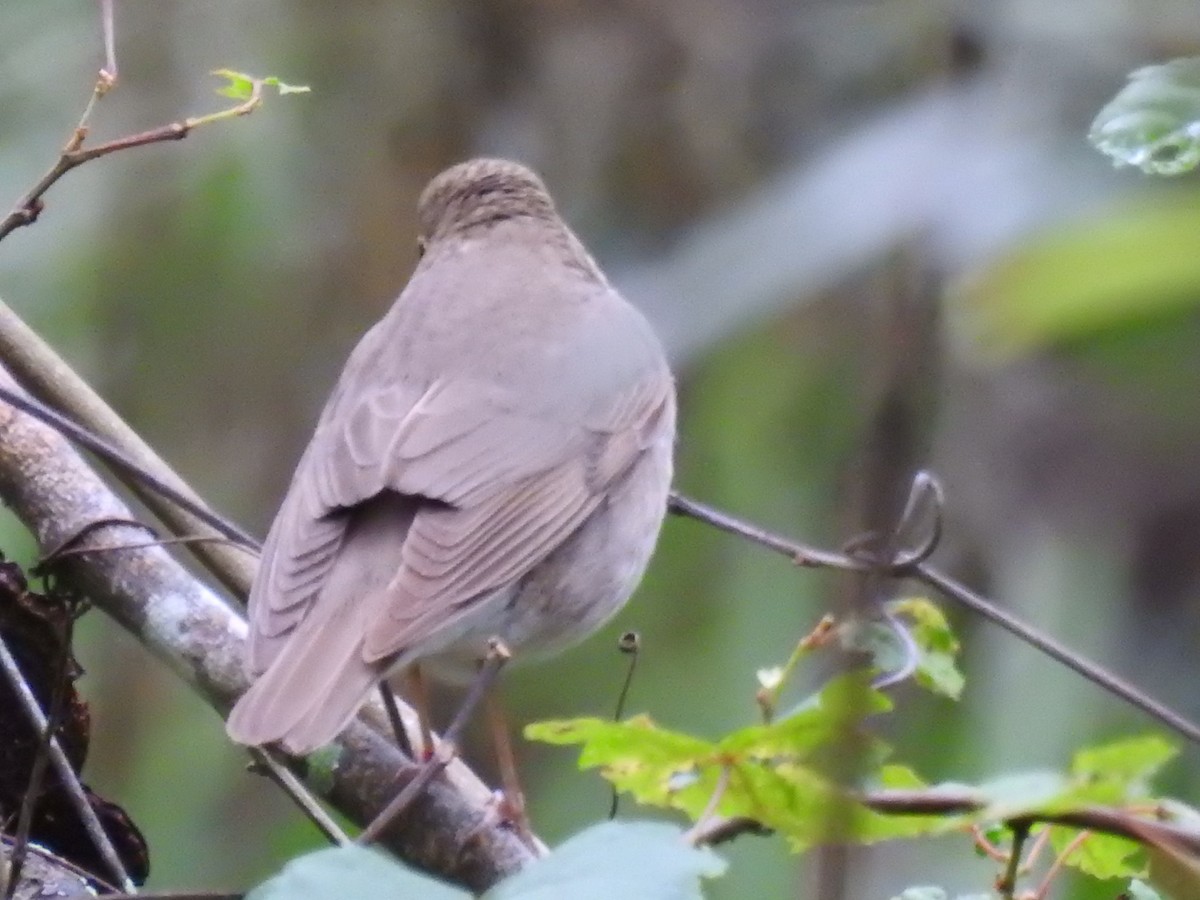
[97,0,118,82]
[864,788,1200,856]
[247,749,350,847]
[1029,827,1086,899]
[0,299,257,598]
[689,784,1200,861]
[359,640,512,845]
[0,82,263,243]
[668,480,1200,748]
[0,634,135,892]
[5,593,84,900]
[996,822,1029,899]
[0,384,257,554]
[608,631,641,819]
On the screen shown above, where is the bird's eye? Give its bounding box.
[416,237,427,258]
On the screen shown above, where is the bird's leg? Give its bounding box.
[485,687,534,846]
[407,663,435,761]
[358,640,510,844]
[377,682,417,760]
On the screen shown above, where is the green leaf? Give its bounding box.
[1071,735,1177,793]
[211,68,312,100]
[526,715,715,790]
[483,822,725,900]
[1049,827,1145,881]
[527,674,951,850]
[723,672,892,758]
[889,598,964,699]
[875,764,926,790]
[525,715,726,819]
[245,845,469,899]
[1090,57,1200,175]
[212,68,258,100]
[263,76,313,95]
[954,195,1200,358]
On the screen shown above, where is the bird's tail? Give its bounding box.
[226,595,385,754]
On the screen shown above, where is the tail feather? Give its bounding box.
[226,595,383,753]
[228,491,416,753]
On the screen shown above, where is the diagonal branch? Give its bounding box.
[0,366,536,892]
[0,76,265,244]
[668,485,1200,749]
[0,298,257,597]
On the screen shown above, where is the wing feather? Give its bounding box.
[359,375,672,661]
[247,294,673,676]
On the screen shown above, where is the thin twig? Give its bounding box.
[0,634,135,891]
[913,563,1200,746]
[0,386,257,552]
[668,480,1200,748]
[0,82,263,243]
[378,683,416,759]
[5,592,82,900]
[359,640,511,845]
[40,534,254,566]
[0,299,258,599]
[865,789,1200,855]
[248,749,350,846]
[669,493,856,570]
[97,0,117,82]
[1030,827,1087,899]
[996,822,1029,899]
[692,784,1200,857]
[609,631,640,819]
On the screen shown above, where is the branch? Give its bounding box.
[688,787,1200,861]
[0,74,266,244]
[0,298,257,598]
[0,838,98,900]
[0,366,536,892]
[668,486,1200,748]
[864,788,1200,857]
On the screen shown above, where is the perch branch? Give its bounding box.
[0,366,536,893]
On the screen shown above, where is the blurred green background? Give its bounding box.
[4,1,1200,897]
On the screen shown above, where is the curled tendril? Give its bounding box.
[871,605,921,690]
[838,471,945,575]
[888,470,945,571]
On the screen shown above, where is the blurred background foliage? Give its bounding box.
[3,1,1200,897]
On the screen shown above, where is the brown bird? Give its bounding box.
[226,158,676,754]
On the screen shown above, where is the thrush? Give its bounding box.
[226,158,676,754]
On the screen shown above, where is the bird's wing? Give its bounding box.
[361,370,673,660]
[245,378,423,674]
[248,365,672,672]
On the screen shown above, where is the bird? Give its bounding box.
[226,158,676,755]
